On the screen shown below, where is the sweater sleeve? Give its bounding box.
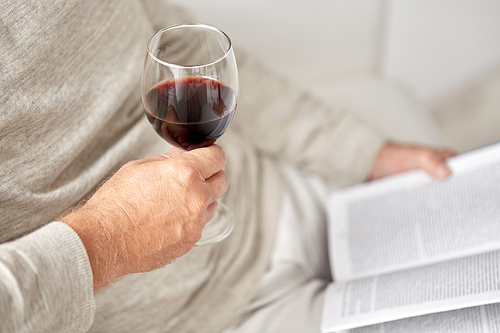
[0,222,95,333]
[233,50,386,188]
[140,0,194,31]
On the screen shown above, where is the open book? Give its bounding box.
[321,141,500,333]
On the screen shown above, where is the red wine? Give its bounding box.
[144,77,236,150]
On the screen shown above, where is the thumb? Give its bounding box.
[137,147,188,164]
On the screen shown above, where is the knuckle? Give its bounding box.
[176,161,200,184]
[185,220,203,240]
[216,145,227,165]
[418,150,434,165]
[170,224,185,243]
[190,194,208,214]
[205,144,226,166]
[427,152,441,164]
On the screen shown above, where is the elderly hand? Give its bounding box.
[369,142,457,180]
[62,144,229,292]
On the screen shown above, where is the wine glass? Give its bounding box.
[141,24,238,246]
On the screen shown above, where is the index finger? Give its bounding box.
[136,147,187,165]
[417,149,453,179]
[181,144,227,180]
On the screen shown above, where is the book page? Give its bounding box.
[336,303,500,333]
[327,142,500,281]
[321,250,500,332]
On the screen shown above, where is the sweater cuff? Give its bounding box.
[326,113,386,187]
[4,221,96,331]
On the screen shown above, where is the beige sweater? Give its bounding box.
[0,1,384,332]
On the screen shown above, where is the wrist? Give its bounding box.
[61,207,121,292]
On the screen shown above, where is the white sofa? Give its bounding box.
[172,0,500,152]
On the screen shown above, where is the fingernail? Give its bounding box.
[436,165,451,178]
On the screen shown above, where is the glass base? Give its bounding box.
[196,202,234,246]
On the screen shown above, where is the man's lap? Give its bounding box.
[226,161,333,332]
